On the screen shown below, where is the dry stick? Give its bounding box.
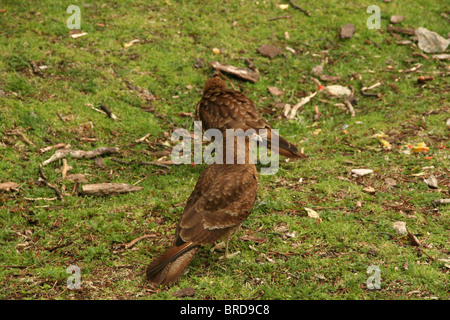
[387,25,416,36]
[6,129,35,147]
[209,61,259,83]
[99,104,118,121]
[45,240,73,252]
[135,133,151,143]
[344,100,355,117]
[287,91,317,120]
[360,82,381,98]
[125,234,156,249]
[110,157,170,169]
[79,183,143,197]
[39,143,66,154]
[42,147,120,166]
[38,163,64,201]
[433,199,450,206]
[289,0,311,16]
[268,15,292,21]
[23,197,58,201]
[313,105,321,122]
[61,158,72,179]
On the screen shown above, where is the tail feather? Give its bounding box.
[263,130,308,159]
[146,242,198,286]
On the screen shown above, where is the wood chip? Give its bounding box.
[42,147,120,166]
[352,169,374,176]
[387,26,415,36]
[433,199,450,206]
[385,177,397,187]
[305,208,320,218]
[311,65,324,76]
[267,86,284,96]
[70,32,88,39]
[65,174,89,183]
[424,175,438,189]
[209,61,259,83]
[340,23,356,39]
[80,183,143,196]
[407,232,421,246]
[0,182,20,192]
[390,15,405,24]
[257,44,283,58]
[172,287,196,298]
[363,186,376,194]
[392,221,407,235]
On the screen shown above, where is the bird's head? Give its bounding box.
[203,75,227,94]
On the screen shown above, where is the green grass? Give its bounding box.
[0,0,448,300]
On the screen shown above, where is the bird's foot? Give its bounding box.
[210,241,226,253]
[219,250,241,260]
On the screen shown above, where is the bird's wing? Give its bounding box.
[176,164,258,245]
[199,88,270,130]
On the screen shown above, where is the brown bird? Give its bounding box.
[146,126,259,286]
[196,75,307,159]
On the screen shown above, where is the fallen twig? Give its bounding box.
[387,25,416,36]
[249,245,276,263]
[42,147,120,166]
[313,105,321,122]
[39,143,67,154]
[110,157,171,169]
[289,0,311,16]
[125,234,157,249]
[268,15,292,21]
[286,91,317,119]
[432,199,450,206]
[23,197,58,201]
[38,163,64,201]
[344,100,355,117]
[210,61,259,83]
[45,240,73,252]
[135,133,151,143]
[361,82,382,98]
[61,159,72,179]
[79,183,143,197]
[99,104,118,121]
[6,129,36,147]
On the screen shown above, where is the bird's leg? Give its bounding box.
[210,241,226,253]
[219,235,240,260]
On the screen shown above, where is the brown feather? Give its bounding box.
[146,242,198,286]
[146,133,258,286]
[197,76,307,159]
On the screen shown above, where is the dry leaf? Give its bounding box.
[123,39,139,48]
[267,86,284,96]
[424,175,438,189]
[70,32,88,39]
[239,234,267,243]
[412,142,429,153]
[322,85,352,98]
[363,186,376,194]
[385,177,397,187]
[172,287,196,298]
[305,208,320,218]
[351,169,373,176]
[392,221,407,235]
[407,232,421,246]
[0,182,20,192]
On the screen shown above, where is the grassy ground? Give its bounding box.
[0,0,448,300]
